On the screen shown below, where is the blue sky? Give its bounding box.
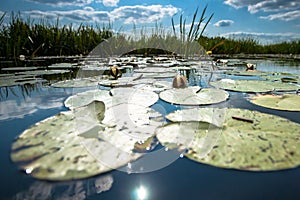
[1,0,300,44]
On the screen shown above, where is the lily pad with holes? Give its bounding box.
[134,67,176,73]
[210,79,300,93]
[159,86,229,106]
[11,100,163,181]
[156,107,300,171]
[250,94,300,111]
[51,78,99,88]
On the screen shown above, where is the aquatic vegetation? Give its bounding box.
[210,79,300,93]
[11,99,163,180]
[159,86,229,105]
[156,107,300,171]
[65,88,159,110]
[0,74,45,87]
[250,94,300,111]
[51,78,99,88]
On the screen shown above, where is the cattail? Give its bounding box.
[173,74,187,88]
[110,65,122,80]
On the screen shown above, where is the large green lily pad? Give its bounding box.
[0,74,45,87]
[156,108,300,171]
[250,94,300,111]
[159,86,229,106]
[65,88,158,109]
[210,79,300,93]
[11,100,162,180]
[51,78,99,88]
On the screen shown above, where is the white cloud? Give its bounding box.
[220,31,300,44]
[23,4,180,25]
[24,7,110,23]
[98,0,119,7]
[110,5,179,24]
[26,0,93,7]
[214,20,234,27]
[224,0,300,14]
[260,10,300,21]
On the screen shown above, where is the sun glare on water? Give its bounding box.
[135,185,148,200]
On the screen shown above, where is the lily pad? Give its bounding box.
[11,100,163,180]
[210,79,300,93]
[250,94,300,111]
[65,88,158,110]
[159,86,229,106]
[17,69,70,76]
[134,67,176,73]
[135,72,176,79]
[156,108,300,171]
[99,76,155,87]
[51,78,99,88]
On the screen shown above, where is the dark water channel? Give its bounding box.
[0,59,300,200]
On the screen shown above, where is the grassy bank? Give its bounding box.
[0,11,300,63]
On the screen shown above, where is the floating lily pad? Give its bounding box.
[133,81,173,92]
[210,79,300,93]
[250,94,300,111]
[135,72,176,79]
[156,108,300,171]
[11,100,163,180]
[134,67,176,73]
[159,86,229,106]
[51,78,99,88]
[0,75,46,87]
[225,70,269,77]
[64,88,158,110]
[99,76,155,87]
[17,69,70,76]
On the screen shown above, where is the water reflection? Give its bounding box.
[133,185,149,200]
[0,85,66,121]
[12,175,113,200]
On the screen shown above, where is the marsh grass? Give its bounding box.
[0,7,299,65]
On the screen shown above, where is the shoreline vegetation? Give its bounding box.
[1,8,300,67]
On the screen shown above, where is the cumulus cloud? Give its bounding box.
[23,4,179,24]
[214,20,234,27]
[98,0,119,7]
[26,0,93,7]
[24,7,110,23]
[110,5,179,24]
[26,0,119,7]
[224,0,300,14]
[220,31,300,44]
[260,10,300,21]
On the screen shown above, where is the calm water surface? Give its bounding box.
[1,59,300,200]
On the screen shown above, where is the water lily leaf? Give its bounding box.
[64,88,158,110]
[11,100,161,180]
[159,86,229,106]
[133,81,173,92]
[64,89,112,109]
[135,72,176,79]
[0,75,46,87]
[52,78,99,88]
[211,79,300,92]
[17,70,70,76]
[156,108,300,171]
[134,67,176,73]
[250,94,300,111]
[225,71,269,77]
[99,76,155,87]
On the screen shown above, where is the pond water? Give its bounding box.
[1,59,300,200]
